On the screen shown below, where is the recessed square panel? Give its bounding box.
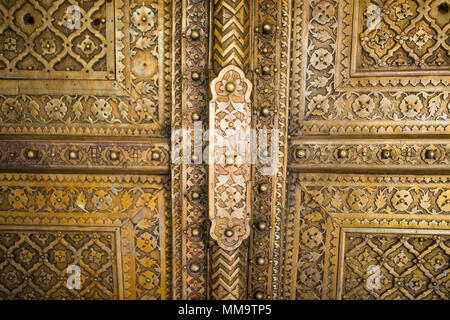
[0,0,115,80]
[352,0,450,76]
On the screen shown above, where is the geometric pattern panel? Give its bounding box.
[0,0,113,79]
[0,229,118,300]
[281,173,450,300]
[340,230,450,300]
[290,0,450,137]
[0,0,172,137]
[356,0,450,73]
[0,173,172,300]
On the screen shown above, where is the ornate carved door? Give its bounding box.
[0,0,449,300]
[0,0,173,299]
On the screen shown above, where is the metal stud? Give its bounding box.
[191,191,200,200]
[254,291,264,300]
[296,149,306,158]
[225,229,234,237]
[191,72,200,81]
[225,82,235,92]
[26,150,37,159]
[109,151,119,160]
[189,262,200,273]
[190,30,200,40]
[258,183,268,193]
[261,107,270,117]
[69,151,78,160]
[425,150,435,159]
[338,149,348,158]
[381,150,391,159]
[256,221,267,231]
[151,151,161,161]
[262,23,272,34]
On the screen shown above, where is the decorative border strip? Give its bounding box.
[171,0,209,299]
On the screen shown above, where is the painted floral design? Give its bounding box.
[1,98,22,121]
[302,226,324,248]
[308,95,329,116]
[135,98,156,122]
[391,190,413,211]
[399,95,423,117]
[8,188,28,209]
[347,189,369,210]
[45,99,67,121]
[91,190,112,210]
[311,48,333,70]
[91,99,112,121]
[437,190,450,212]
[352,95,375,118]
[49,190,70,210]
[40,38,57,55]
[312,1,335,24]
[132,6,156,33]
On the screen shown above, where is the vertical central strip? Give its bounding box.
[209,0,252,300]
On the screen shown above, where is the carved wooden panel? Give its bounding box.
[0,0,172,137]
[282,173,450,300]
[290,0,450,136]
[0,0,114,79]
[0,0,174,301]
[0,174,171,300]
[339,229,450,300]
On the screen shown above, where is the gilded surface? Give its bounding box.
[171,0,209,299]
[283,173,450,300]
[0,0,172,137]
[340,231,449,299]
[0,174,171,299]
[290,0,450,136]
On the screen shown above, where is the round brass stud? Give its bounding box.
[254,291,264,300]
[151,151,161,161]
[262,23,272,34]
[256,221,267,231]
[258,183,269,193]
[69,151,78,160]
[189,262,200,273]
[256,257,266,265]
[262,66,270,75]
[425,150,435,160]
[191,72,200,81]
[26,150,37,159]
[225,156,234,165]
[296,149,306,158]
[261,107,270,117]
[381,150,391,159]
[190,30,200,40]
[109,151,119,160]
[338,149,348,158]
[191,112,200,121]
[225,229,234,238]
[191,191,200,200]
[225,82,235,93]
[191,228,201,237]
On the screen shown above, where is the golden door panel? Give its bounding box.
[0,0,172,137]
[282,174,450,300]
[0,174,171,300]
[290,0,449,136]
[0,0,173,301]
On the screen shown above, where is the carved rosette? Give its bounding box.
[209,65,252,250]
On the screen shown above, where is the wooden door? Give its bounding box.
[0,0,172,299]
[0,0,449,300]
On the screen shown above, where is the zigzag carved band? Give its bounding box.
[212,0,250,73]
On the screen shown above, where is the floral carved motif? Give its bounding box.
[209,65,252,251]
